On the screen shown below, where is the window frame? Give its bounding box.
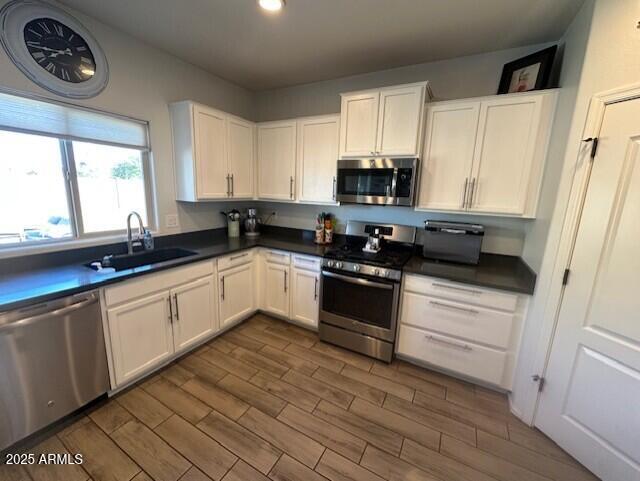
[0,129,155,250]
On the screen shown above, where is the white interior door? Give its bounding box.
[417,101,479,211]
[227,116,255,198]
[376,84,424,156]
[536,97,640,481]
[257,121,297,200]
[339,92,379,157]
[297,115,339,204]
[171,276,216,353]
[194,106,228,199]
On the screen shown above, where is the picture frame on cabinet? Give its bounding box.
[497,45,557,94]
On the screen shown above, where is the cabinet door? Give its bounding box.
[219,263,255,328]
[339,92,379,157]
[297,115,340,204]
[193,105,228,199]
[107,292,173,386]
[227,116,255,199]
[468,95,543,215]
[290,267,319,328]
[376,85,425,156]
[417,102,479,210]
[263,262,290,318]
[257,121,297,200]
[171,276,216,353]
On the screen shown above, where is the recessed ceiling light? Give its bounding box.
[258,0,285,12]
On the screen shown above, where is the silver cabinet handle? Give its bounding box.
[429,300,479,315]
[314,277,318,300]
[426,335,472,351]
[284,270,288,292]
[322,270,393,290]
[231,173,234,196]
[432,282,482,295]
[168,297,173,323]
[226,174,231,197]
[332,176,337,200]
[290,176,294,199]
[230,252,248,261]
[174,294,180,321]
[468,178,476,207]
[221,276,225,301]
[462,178,469,208]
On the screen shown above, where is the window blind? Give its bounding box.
[0,90,149,150]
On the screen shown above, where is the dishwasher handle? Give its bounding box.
[0,294,99,332]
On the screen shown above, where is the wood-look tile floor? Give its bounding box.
[1,314,601,481]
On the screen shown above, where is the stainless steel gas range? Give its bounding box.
[319,221,416,362]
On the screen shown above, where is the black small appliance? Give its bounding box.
[423,221,484,265]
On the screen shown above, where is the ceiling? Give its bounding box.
[59,0,584,91]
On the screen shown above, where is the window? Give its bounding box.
[0,91,151,247]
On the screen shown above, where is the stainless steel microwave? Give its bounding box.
[335,157,418,206]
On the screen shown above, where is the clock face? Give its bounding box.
[23,17,96,83]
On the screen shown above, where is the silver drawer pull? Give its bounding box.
[429,300,479,315]
[426,335,472,351]
[432,282,482,295]
[230,253,249,261]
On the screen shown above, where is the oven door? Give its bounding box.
[320,269,399,342]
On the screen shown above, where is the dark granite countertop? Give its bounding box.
[404,253,536,295]
[0,227,334,312]
[0,226,535,312]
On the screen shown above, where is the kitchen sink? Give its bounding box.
[86,248,198,271]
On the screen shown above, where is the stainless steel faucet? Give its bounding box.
[126,211,146,255]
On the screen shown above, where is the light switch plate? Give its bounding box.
[165,214,179,228]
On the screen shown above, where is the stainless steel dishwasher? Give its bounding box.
[0,291,109,450]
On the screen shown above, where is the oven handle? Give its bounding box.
[321,270,394,290]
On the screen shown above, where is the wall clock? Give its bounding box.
[0,0,108,99]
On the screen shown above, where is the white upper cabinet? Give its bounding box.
[297,115,340,204]
[339,91,380,157]
[339,82,429,158]
[227,115,255,199]
[416,90,558,218]
[418,101,480,211]
[170,101,255,201]
[257,120,297,201]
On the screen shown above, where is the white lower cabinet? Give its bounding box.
[104,260,218,387]
[218,259,255,328]
[171,276,217,353]
[107,292,174,387]
[397,274,526,390]
[263,262,290,318]
[290,266,320,328]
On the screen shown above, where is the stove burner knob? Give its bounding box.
[353,265,361,272]
[373,268,380,276]
[335,262,343,269]
[327,260,335,267]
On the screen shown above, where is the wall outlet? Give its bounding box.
[165,214,179,229]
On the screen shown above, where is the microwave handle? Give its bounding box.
[390,169,399,197]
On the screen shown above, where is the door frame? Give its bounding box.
[526,83,640,426]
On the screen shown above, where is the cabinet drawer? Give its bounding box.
[397,325,506,386]
[400,292,514,349]
[292,254,320,271]
[404,274,518,312]
[262,249,291,265]
[105,260,214,307]
[217,249,254,271]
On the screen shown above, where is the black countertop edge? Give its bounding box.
[403,252,537,295]
[0,226,339,313]
[0,226,536,312]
